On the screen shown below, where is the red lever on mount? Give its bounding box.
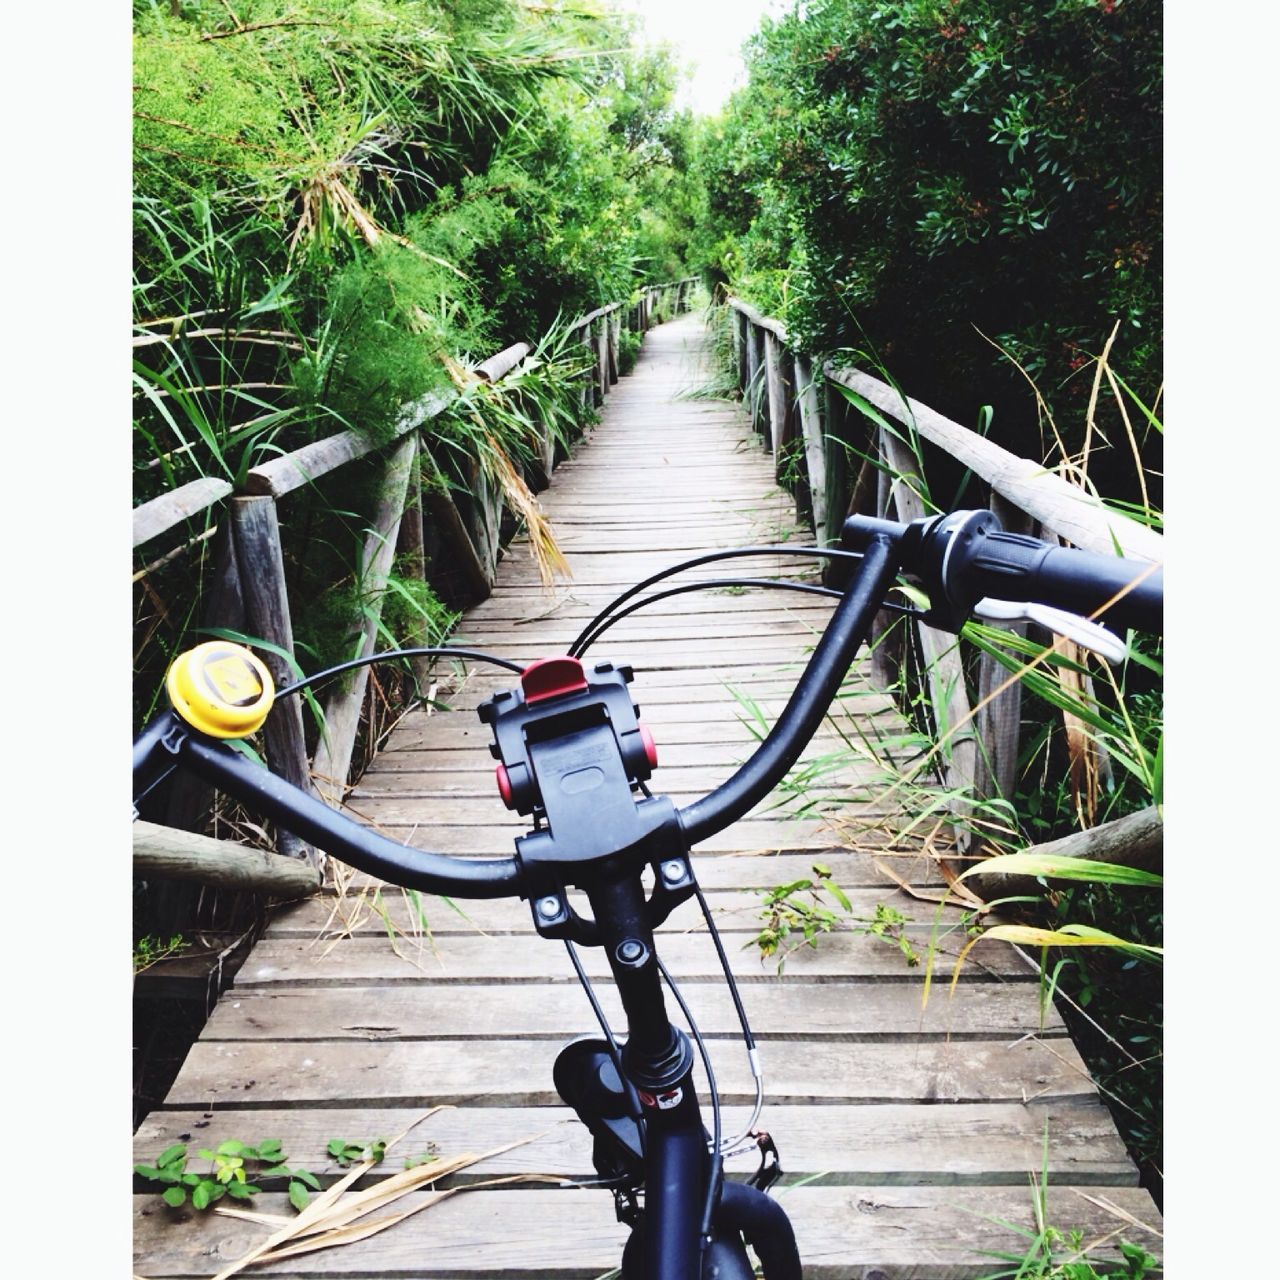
[520,655,589,705]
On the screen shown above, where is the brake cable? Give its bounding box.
[566,545,871,657]
[273,646,525,700]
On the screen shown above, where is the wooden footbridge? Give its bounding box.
[134,311,1163,1276]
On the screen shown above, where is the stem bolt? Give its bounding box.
[536,896,563,919]
[616,938,649,966]
[661,860,686,885]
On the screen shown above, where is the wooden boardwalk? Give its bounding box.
[134,315,1163,1277]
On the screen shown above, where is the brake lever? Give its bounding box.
[972,598,1128,664]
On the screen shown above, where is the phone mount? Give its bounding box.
[476,656,694,939]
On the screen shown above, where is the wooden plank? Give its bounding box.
[262,885,966,938]
[134,822,322,897]
[132,476,231,548]
[198,980,1059,1044]
[133,1184,1159,1277]
[335,849,951,891]
[219,929,1028,986]
[136,1100,1128,1185]
[164,1036,1092,1109]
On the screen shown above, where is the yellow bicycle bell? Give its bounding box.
[166,642,275,738]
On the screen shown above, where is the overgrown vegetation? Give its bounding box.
[134,0,702,725]
[692,0,1161,508]
[693,1,1164,1180]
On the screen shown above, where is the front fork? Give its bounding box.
[556,875,799,1280]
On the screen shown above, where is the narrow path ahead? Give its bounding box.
[134,315,1162,1277]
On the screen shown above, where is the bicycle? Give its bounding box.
[133,508,1163,1280]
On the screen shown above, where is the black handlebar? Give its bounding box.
[841,511,1163,635]
[160,722,522,897]
[134,511,1163,903]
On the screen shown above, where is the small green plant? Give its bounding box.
[968,1124,1160,1278]
[133,934,187,973]
[326,1137,387,1168]
[617,329,643,375]
[752,863,920,972]
[134,1139,321,1212]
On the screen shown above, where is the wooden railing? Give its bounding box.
[133,279,697,872]
[726,296,1163,851]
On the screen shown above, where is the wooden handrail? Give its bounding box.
[727,296,1163,561]
[134,277,697,860]
[723,292,1162,854]
[132,280,694,545]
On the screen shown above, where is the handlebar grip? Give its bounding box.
[960,527,1163,634]
[841,512,1163,635]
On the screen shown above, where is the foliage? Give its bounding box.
[972,1146,1160,1278]
[326,1137,388,1167]
[695,0,1161,506]
[134,1139,320,1212]
[752,861,921,972]
[133,934,187,973]
[133,1,702,733]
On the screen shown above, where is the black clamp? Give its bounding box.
[477,655,687,933]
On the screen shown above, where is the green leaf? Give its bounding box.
[293,1168,322,1190]
[162,1186,187,1208]
[157,1144,188,1169]
[191,1182,212,1211]
[957,852,1161,888]
[288,1180,311,1212]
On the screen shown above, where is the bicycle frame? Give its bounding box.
[134,514,1159,1280]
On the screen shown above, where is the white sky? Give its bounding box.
[611,0,790,115]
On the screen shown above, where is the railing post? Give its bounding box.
[229,494,319,867]
[311,435,418,806]
[794,354,828,546]
[762,329,788,468]
[973,492,1034,808]
[744,323,764,438]
[879,424,978,853]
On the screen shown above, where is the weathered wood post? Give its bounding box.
[229,494,319,867]
[973,493,1035,808]
[878,424,978,852]
[794,355,829,547]
[762,329,788,468]
[311,436,417,807]
[744,323,764,438]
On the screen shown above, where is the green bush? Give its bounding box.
[696,0,1161,506]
